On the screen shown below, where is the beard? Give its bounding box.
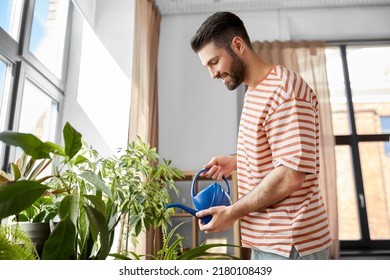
[219,52,246,90]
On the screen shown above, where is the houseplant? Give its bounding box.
[0,223,39,260]
[0,150,59,256]
[0,122,183,259]
[111,221,240,260]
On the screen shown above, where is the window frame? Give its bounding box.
[328,40,390,255]
[0,0,72,171]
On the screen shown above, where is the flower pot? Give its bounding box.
[18,222,51,257]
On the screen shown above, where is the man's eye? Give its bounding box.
[211,59,218,65]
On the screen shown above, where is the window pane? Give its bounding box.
[359,142,390,240]
[0,60,6,119]
[29,0,69,79]
[335,145,361,240]
[325,47,351,135]
[19,78,59,142]
[381,116,390,156]
[347,46,390,135]
[0,57,12,156]
[0,58,13,153]
[0,0,23,41]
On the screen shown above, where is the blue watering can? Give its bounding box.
[166,168,232,224]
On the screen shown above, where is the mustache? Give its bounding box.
[216,72,229,79]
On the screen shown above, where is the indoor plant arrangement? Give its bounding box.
[0,122,183,259]
[112,221,240,260]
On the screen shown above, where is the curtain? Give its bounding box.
[117,0,161,257]
[128,0,160,147]
[252,40,339,259]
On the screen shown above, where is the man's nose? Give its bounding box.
[209,68,219,79]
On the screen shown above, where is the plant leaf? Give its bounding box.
[0,172,10,184]
[109,252,140,261]
[73,155,89,165]
[58,194,79,225]
[41,218,77,260]
[84,195,106,216]
[84,204,110,260]
[41,141,65,156]
[178,243,240,260]
[0,131,51,159]
[80,171,112,199]
[10,163,21,181]
[27,159,48,180]
[78,195,90,260]
[0,181,48,219]
[63,122,82,160]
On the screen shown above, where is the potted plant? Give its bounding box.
[0,223,39,260]
[0,122,86,258]
[0,122,184,260]
[0,149,59,256]
[111,221,240,260]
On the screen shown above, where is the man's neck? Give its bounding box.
[244,52,273,88]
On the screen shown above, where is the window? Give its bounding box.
[325,43,390,252]
[29,0,69,79]
[0,56,13,159]
[19,78,59,141]
[0,0,70,170]
[0,0,23,41]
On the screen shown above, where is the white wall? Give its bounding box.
[158,14,239,171]
[158,6,390,171]
[63,0,135,157]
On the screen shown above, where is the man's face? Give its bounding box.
[198,42,246,90]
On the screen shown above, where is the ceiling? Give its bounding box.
[155,0,390,15]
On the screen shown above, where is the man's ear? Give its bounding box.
[231,36,245,54]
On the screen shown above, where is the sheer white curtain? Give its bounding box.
[252,40,339,259]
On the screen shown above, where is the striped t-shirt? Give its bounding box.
[237,64,331,257]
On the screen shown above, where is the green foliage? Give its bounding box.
[112,222,240,260]
[0,132,63,159]
[0,122,184,260]
[63,122,82,160]
[158,222,239,260]
[41,218,77,260]
[18,196,57,222]
[103,136,183,247]
[0,180,48,220]
[0,224,39,260]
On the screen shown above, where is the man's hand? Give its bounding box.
[196,205,237,233]
[201,154,237,180]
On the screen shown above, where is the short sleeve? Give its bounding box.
[264,97,318,174]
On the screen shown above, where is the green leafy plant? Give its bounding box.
[106,136,183,248]
[0,122,79,221]
[17,196,57,222]
[0,223,39,260]
[111,222,240,260]
[0,123,184,260]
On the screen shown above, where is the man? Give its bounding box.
[190,11,331,260]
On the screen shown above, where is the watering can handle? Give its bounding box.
[191,168,230,197]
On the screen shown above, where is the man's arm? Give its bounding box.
[196,165,306,233]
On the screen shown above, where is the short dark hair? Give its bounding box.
[190,11,253,53]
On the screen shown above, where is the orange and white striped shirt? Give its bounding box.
[237,64,331,257]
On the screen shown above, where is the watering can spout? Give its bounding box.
[166,203,197,216]
[166,203,212,224]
